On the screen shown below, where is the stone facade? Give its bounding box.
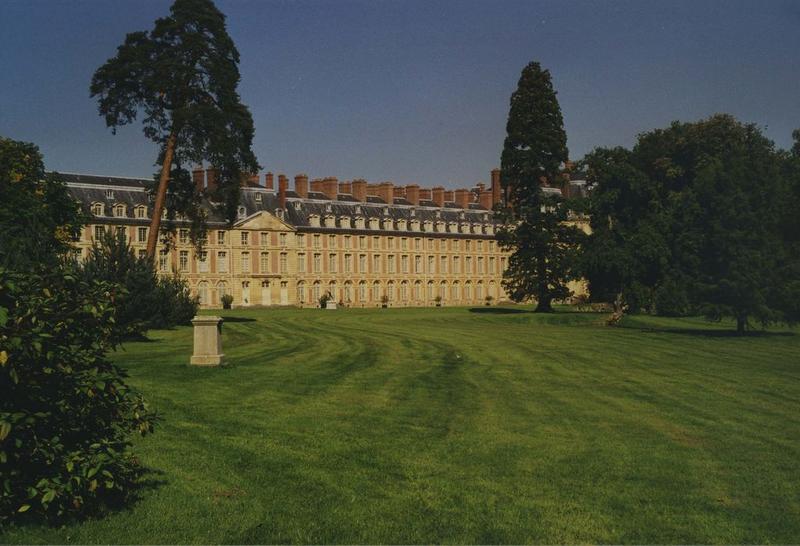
[63,170,587,308]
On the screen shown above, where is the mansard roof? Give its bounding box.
[59,172,499,235]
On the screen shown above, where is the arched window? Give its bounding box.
[242,281,250,305]
[312,281,321,303]
[197,281,209,305]
[414,280,422,301]
[358,281,366,302]
[113,204,126,218]
[427,280,434,301]
[476,281,483,300]
[465,281,472,300]
[439,280,447,300]
[216,281,228,305]
[452,281,460,300]
[400,281,408,301]
[328,281,337,301]
[261,281,271,306]
[372,281,381,302]
[344,281,352,302]
[135,205,147,219]
[297,281,306,304]
[387,281,395,301]
[237,206,247,219]
[91,202,105,216]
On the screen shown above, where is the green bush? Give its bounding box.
[0,267,156,522]
[220,293,233,309]
[151,275,199,328]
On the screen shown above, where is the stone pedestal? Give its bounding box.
[326,301,337,310]
[190,316,225,366]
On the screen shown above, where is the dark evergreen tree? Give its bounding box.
[90,0,259,258]
[496,62,586,312]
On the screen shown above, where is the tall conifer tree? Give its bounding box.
[497,62,585,312]
[90,0,259,258]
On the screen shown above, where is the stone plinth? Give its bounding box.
[326,302,337,310]
[190,316,225,366]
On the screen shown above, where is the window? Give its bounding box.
[372,254,381,274]
[388,237,394,250]
[387,255,396,274]
[91,203,104,216]
[501,256,507,272]
[358,254,366,274]
[329,253,337,273]
[359,236,367,249]
[198,251,209,272]
[387,282,395,301]
[197,282,209,305]
[237,206,247,219]
[105,189,114,199]
[427,281,435,300]
[427,255,434,273]
[358,281,366,302]
[427,238,434,250]
[313,253,321,273]
[440,256,447,274]
[344,254,352,273]
[261,232,269,247]
[279,232,287,246]
[466,256,472,274]
[94,226,104,240]
[476,282,483,300]
[255,193,262,203]
[179,251,189,272]
[344,282,352,302]
[329,234,337,248]
[280,252,288,273]
[465,240,472,251]
[298,253,306,273]
[312,281,320,302]
[159,250,169,272]
[114,204,126,218]
[453,256,460,274]
[452,283,459,300]
[241,231,249,246]
[179,229,189,244]
[415,255,422,273]
[115,226,126,241]
[489,256,496,273]
[313,235,321,248]
[372,282,381,302]
[297,282,306,303]
[344,236,351,249]
[137,227,147,243]
[478,240,483,251]
[372,236,380,249]
[217,231,226,245]
[414,281,422,301]
[401,255,409,274]
[400,281,408,301]
[242,281,250,304]
[260,252,269,273]
[415,238,421,250]
[465,282,472,300]
[297,234,305,247]
[478,256,484,274]
[135,205,147,219]
[218,251,228,272]
[401,238,408,250]
[241,251,250,272]
[137,249,147,259]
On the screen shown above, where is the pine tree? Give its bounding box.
[90,0,259,258]
[496,62,585,312]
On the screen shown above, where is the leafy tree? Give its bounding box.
[0,138,155,522]
[90,0,259,258]
[583,115,793,333]
[496,62,586,312]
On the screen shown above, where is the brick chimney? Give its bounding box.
[206,167,219,192]
[278,175,288,209]
[432,186,445,207]
[295,174,308,198]
[310,178,325,193]
[454,189,470,209]
[376,182,394,204]
[192,166,205,192]
[479,190,493,210]
[339,181,352,194]
[351,179,367,202]
[405,184,420,206]
[265,172,274,190]
[443,190,454,203]
[322,177,339,200]
[491,168,501,206]
[419,188,432,202]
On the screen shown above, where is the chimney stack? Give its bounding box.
[192,166,205,193]
[479,190,493,210]
[295,174,308,198]
[419,188,432,202]
[322,177,339,200]
[339,181,352,195]
[376,182,394,204]
[265,172,274,190]
[405,184,420,206]
[310,178,325,193]
[278,175,288,209]
[443,190,454,203]
[351,179,367,202]
[454,189,470,209]
[491,168,501,206]
[432,186,445,207]
[206,167,219,192]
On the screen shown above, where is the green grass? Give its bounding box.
[3,307,800,544]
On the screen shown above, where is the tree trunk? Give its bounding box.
[736,315,747,335]
[534,297,553,313]
[145,131,178,260]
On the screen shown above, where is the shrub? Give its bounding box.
[319,293,330,309]
[151,275,199,328]
[485,295,494,306]
[220,294,233,309]
[0,267,156,522]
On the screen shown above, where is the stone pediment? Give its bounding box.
[234,210,295,231]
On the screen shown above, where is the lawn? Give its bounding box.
[3,306,799,544]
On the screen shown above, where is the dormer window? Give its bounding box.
[255,193,262,203]
[382,207,389,216]
[293,201,302,210]
[459,211,465,220]
[325,203,332,213]
[91,203,104,216]
[135,205,147,219]
[435,210,441,219]
[105,189,114,199]
[355,205,362,214]
[237,206,247,219]
[410,209,415,217]
[113,204,126,218]
[276,209,285,220]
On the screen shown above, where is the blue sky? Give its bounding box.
[1,0,798,188]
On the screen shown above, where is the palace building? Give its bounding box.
[64,168,586,308]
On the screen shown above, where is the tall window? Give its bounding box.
[329,253,337,273]
[440,256,447,274]
[217,231,226,245]
[387,255,396,274]
[489,256,496,273]
[280,252,288,273]
[478,256,484,274]
[241,252,250,272]
[427,255,434,273]
[218,251,228,273]
[115,226,126,241]
[401,238,408,250]
[137,227,147,243]
[197,282,209,305]
[261,232,269,247]
[344,236,351,249]
[260,252,269,272]
[388,237,394,250]
[453,256,460,274]
[414,255,422,273]
[279,232,287,246]
[401,255,409,273]
[241,231,249,246]
[372,282,381,301]
[427,281,434,300]
[414,281,422,300]
[313,253,321,273]
[179,229,189,244]
[298,253,306,273]
[297,282,306,303]
[94,226,104,240]
[359,236,367,249]
[312,281,320,302]
[400,281,408,301]
[372,254,381,273]
[359,254,366,273]
[179,251,188,272]
[159,250,169,272]
[344,254,352,273]
[313,235,321,248]
[344,282,352,302]
[329,234,336,248]
[358,281,366,302]
[387,282,395,301]
[465,256,472,274]
[114,204,126,217]
[198,251,209,272]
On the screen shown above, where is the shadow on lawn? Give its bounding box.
[633,326,796,338]
[468,307,531,314]
[219,316,257,323]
